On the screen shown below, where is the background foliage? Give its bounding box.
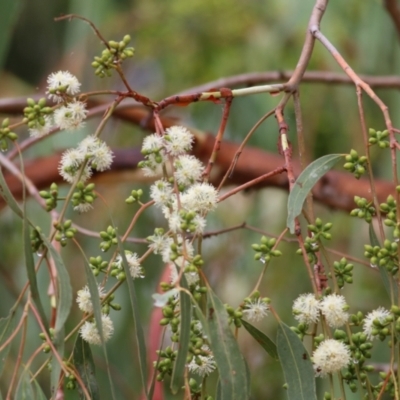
[0,0,399,398]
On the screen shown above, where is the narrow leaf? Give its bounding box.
[277,322,317,400]
[0,0,23,69]
[0,165,23,218]
[23,215,48,331]
[287,154,344,233]
[204,289,250,400]
[369,223,397,300]
[0,312,16,376]
[170,277,191,394]
[73,334,100,400]
[241,319,278,360]
[115,233,148,399]
[15,368,35,400]
[39,235,72,337]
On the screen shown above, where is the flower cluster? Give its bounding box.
[312,339,351,377]
[28,71,88,138]
[292,293,349,327]
[76,285,114,345]
[58,135,113,185]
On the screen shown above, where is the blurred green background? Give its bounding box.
[0,0,400,399]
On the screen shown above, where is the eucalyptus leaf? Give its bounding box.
[241,319,278,360]
[205,289,250,400]
[115,233,148,399]
[277,322,316,400]
[287,154,344,233]
[0,312,16,377]
[73,334,100,400]
[170,277,191,394]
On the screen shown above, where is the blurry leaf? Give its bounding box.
[23,208,48,331]
[287,154,344,233]
[0,165,23,218]
[369,223,397,300]
[0,0,23,69]
[205,289,250,400]
[0,312,16,377]
[171,277,191,394]
[276,322,316,400]
[115,234,148,399]
[38,235,70,394]
[39,235,72,337]
[15,368,46,400]
[241,319,278,360]
[73,334,100,400]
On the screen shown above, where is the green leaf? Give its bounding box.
[0,312,16,377]
[203,289,250,400]
[369,223,397,300]
[287,154,344,233]
[0,1,23,70]
[170,277,191,394]
[23,210,48,332]
[0,165,23,218]
[15,368,46,400]
[73,334,100,400]
[115,234,148,399]
[39,235,72,337]
[241,319,278,360]
[276,322,316,400]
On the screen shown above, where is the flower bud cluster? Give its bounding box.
[364,240,399,274]
[350,196,375,223]
[343,149,368,179]
[0,118,18,152]
[368,128,389,148]
[53,219,77,247]
[92,35,134,78]
[251,236,282,263]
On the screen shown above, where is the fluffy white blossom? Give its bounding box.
[28,116,53,138]
[147,231,169,254]
[188,346,216,377]
[319,294,349,328]
[293,293,320,325]
[150,179,174,207]
[53,101,87,131]
[76,285,105,313]
[80,314,114,345]
[312,339,351,377]
[243,298,269,322]
[141,133,164,154]
[58,148,92,183]
[180,182,218,213]
[173,155,204,186]
[169,264,200,286]
[47,71,81,103]
[161,235,194,265]
[88,140,114,171]
[115,251,144,279]
[363,307,392,340]
[74,202,93,213]
[164,126,194,155]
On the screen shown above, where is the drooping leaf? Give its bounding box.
[369,223,397,300]
[276,322,317,400]
[170,276,191,394]
[73,334,100,400]
[203,289,250,400]
[241,319,278,360]
[15,367,47,400]
[0,312,16,377]
[287,154,344,233]
[23,210,48,332]
[39,235,72,337]
[0,164,23,218]
[115,233,148,399]
[0,0,23,69]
